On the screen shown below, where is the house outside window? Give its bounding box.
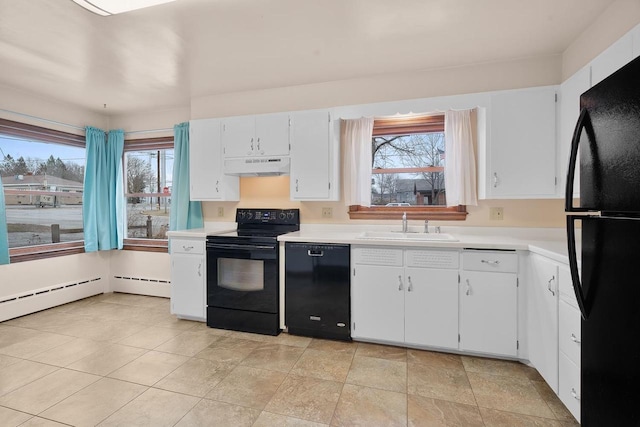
[349,114,467,220]
[123,137,173,248]
[0,119,86,260]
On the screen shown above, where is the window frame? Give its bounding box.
[348,114,468,221]
[123,136,174,252]
[0,118,86,263]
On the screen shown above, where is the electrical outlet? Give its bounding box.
[490,207,504,220]
[217,207,224,217]
[321,207,333,219]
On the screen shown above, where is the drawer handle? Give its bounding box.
[398,275,403,291]
[570,333,581,344]
[407,276,413,292]
[481,259,500,266]
[197,262,202,277]
[183,245,194,251]
[493,172,498,188]
[548,276,556,296]
[571,388,580,401]
[465,279,471,296]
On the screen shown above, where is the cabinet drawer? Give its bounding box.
[352,247,403,267]
[462,251,517,273]
[559,352,581,422]
[171,239,205,255]
[559,299,581,366]
[405,250,459,269]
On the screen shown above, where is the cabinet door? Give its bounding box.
[221,116,255,157]
[290,110,331,200]
[352,264,404,343]
[190,119,239,201]
[460,271,518,357]
[171,253,205,320]
[527,254,559,392]
[405,267,458,349]
[255,113,290,156]
[558,67,590,198]
[488,87,557,198]
[591,33,633,86]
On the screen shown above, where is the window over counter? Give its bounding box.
[0,119,86,262]
[349,114,467,220]
[123,137,173,251]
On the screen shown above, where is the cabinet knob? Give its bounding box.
[398,275,403,291]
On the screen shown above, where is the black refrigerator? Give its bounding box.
[565,55,640,426]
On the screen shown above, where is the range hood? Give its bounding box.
[224,156,290,177]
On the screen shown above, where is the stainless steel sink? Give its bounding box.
[357,231,458,241]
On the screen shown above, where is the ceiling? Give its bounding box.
[0,0,614,115]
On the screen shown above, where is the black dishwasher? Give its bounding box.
[285,242,351,341]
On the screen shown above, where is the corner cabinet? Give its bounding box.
[459,250,519,357]
[351,246,459,350]
[189,118,239,201]
[481,86,557,199]
[170,237,206,321]
[290,110,340,201]
[221,113,290,158]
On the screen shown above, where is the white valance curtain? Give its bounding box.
[342,118,374,207]
[444,109,477,206]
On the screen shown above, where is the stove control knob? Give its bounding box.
[279,212,286,220]
[238,211,246,219]
[246,212,253,219]
[287,211,295,220]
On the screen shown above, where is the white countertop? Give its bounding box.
[166,222,236,238]
[277,225,575,264]
[168,223,575,264]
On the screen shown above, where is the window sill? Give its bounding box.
[123,239,168,253]
[348,205,468,220]
[9,242,85,263]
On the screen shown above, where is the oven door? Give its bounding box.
[206,241,278,314]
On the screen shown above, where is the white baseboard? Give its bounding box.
[0,277,104,322]
[111,275,170,298]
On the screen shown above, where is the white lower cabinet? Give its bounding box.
[351,246,459,350]
[170,237,206,321]
[527,253,559,392]
[558,265,581,422]
[460,251,518,357]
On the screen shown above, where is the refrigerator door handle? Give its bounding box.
[565,107,596,213]
[567,215,589,320]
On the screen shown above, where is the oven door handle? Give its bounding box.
[206,243,276,251]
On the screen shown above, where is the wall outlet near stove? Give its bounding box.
[321,207,333,218]
[217,207,224,217]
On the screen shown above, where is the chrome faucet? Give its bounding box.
[424,219,429,233]
[402,212,408,232]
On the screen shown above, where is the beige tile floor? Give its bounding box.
[0,293,580,426]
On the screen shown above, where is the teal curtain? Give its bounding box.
[0,178,9,264]
[83,127,125,252]
[170,122,203,231]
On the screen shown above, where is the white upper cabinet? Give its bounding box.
[189,118,239,201]
[221,113,290,158]
[483,86,557,199]
[558,66,590,199]
[591,32,633,86]
[289,110,339,201]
